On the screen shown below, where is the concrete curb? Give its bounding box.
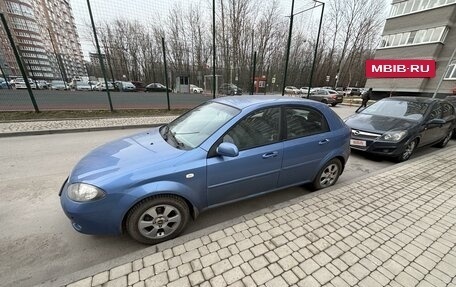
[0,124,155,138]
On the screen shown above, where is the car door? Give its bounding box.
[206,107,283,206]
[309,89,320,101]
[421,103,446,145]
[278,106,334,187]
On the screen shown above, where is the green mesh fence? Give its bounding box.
[0,0,387,112]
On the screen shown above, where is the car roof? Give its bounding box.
[212,95,315,109]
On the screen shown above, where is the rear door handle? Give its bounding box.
[262,151,278,159]
[319,139,330,145]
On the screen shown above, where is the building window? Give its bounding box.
[444,62,456,80]
[400,32,410,45]
[389,0,455,18]
[411,0,421,11]
[379,26,447,49]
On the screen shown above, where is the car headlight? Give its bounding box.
[380,130,407,142]
[67,183,105,202]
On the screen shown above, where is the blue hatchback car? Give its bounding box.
[60,96,351,244]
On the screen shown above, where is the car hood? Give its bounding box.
[69,127,185,183]
[345,113,419,134]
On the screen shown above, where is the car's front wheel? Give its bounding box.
[126,195,190,244]
[312,158,342,190]
[396,139,417,162]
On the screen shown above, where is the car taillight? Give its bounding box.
[332,95,337,99]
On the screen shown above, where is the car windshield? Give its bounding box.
[161,101,240,149]
[361,99,430,121]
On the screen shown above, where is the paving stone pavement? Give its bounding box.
[60,145,456,287]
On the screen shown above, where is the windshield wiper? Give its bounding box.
[161,125,188,149]
[167,129,186,149]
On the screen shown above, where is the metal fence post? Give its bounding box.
[212,0,216,99]
[87,0,114,111]
[251,51,257,95]
[282,0,295,96]
[0,13,39,112]
[307,1,325,99]
[162,37,170,111]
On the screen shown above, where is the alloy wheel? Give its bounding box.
[319,163,340,188]
[137,204,182,239]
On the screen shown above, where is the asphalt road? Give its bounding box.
[0,106,453,286]
[0,89,213,111]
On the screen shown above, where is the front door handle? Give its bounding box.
[262,151,278,159]
[319,139,330,145]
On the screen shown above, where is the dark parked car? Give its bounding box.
[131,81,146,92]
[345,97,455,162]
[344,87,362,96]
[308,89,344,106]
[145,83,172,92]
[218,83,242,95]
[60,96,350,244]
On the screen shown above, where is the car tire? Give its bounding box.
[435,129,453,148]
[331,103,337,107]
[126,195,190,245]
[312,158,342,190]
[321,100,328,104]
[395,139,418,162]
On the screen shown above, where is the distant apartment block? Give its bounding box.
[0,0,86,80]
[89,52,106,65]
[366,0,456,97]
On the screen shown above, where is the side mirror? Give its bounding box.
[216,142,239,157]
[427,118,446,125]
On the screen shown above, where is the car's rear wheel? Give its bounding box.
[312,158,342,190]
[331,103,337,107]
[126,195,189,244]
[435,129,453,148]
[396,139,417,162]
[321,99,328,104]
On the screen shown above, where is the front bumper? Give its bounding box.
[60,182,124,235]
[350,136,408,157]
